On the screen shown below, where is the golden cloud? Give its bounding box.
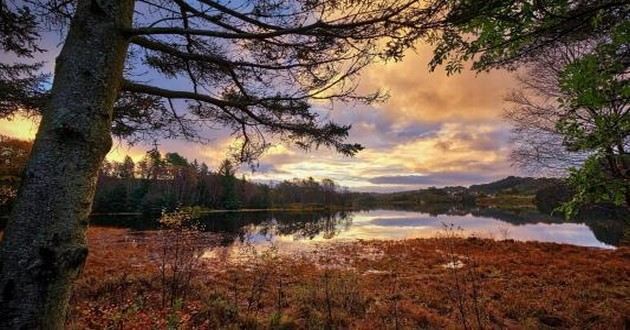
[249,122,513,189]
[359,45,516,123]
[0,118,39,140]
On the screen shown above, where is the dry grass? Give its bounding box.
[67,227,630,329]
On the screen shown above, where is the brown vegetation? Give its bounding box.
[67,226,630,329]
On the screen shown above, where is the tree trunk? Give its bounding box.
[0,0,133,328]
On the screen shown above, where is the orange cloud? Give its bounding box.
[359,45,516,124]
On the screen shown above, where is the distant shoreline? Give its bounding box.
[89,206,355,217]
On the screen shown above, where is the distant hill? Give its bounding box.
[468,176,563,195]
[351,176,567,208]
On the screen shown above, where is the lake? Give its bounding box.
[89,207,627,251]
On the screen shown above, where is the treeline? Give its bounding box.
[350,177,555,209]
[4,135,626,217]
[0,135,352,215]
[93,150,352,214]
[352,186,476,209]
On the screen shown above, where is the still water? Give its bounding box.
[90,207,627,250]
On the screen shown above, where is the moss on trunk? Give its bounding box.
[0,0,134,327]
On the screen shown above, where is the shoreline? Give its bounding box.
[89,206,357,216]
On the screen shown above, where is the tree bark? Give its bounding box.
[0,0,133,328]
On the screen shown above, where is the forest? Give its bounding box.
[94,153,351,213]
[0,135,352,215]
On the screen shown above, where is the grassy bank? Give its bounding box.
[67,227,630,329]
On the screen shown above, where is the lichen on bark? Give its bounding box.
[0,0,134,328]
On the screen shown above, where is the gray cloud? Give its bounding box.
[368,172,497,187]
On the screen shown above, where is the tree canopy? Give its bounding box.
[428,0,628,73]
[2,0,455,162]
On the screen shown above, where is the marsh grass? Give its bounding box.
[157,209,206,309]
[439,223,488,330]
[68,224,630,329]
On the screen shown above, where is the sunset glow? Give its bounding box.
[0,42,520,192]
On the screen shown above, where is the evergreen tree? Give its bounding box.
[218,159,240,210]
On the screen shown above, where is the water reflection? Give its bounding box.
[88,206,628,249]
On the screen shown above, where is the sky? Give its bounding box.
[0,26,523,193]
